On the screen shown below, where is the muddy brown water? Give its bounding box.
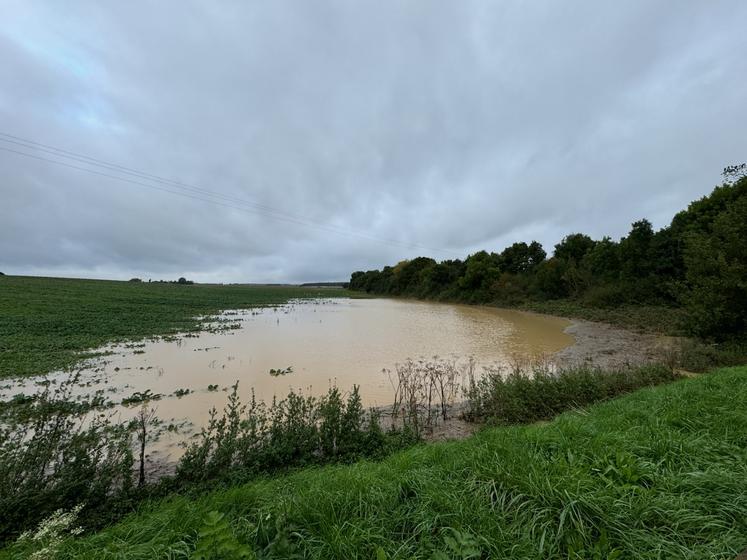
[2,298,573,460]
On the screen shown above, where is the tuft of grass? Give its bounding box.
[0,275,352,379]
[13,366,747,559]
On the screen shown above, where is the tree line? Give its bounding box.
[350,174,747,340]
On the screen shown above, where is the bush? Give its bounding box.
[0,379,134,544]
[669,338,747,373]
[581,283,629,308]
[176,384,411,486]
[465,363,678,424]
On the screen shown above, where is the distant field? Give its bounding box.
[0,275,352,379]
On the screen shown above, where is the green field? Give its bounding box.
[0,276,351,379]
[8,367,745,559]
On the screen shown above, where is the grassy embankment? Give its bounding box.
[8,366,747,559]
[0,275,352,379]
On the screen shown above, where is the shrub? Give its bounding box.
[176,384,410,486]
[465,363,678,424]
[0,378,134,544]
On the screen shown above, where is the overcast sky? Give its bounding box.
[1,2,746,283]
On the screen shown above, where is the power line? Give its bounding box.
[0,132,310,220]
[0,132,461,256]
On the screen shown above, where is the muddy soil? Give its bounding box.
[553,319,678,369]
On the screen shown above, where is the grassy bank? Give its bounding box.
[11,366,747,559]
[0,276,351,379]
[520,299,686,335]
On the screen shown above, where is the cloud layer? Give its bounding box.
[2,1,746,282]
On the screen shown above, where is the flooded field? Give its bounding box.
[1,298,573,459]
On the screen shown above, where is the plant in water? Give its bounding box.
[385,357,473,437]
[176,383,408,485]
[0,373,133,543]
[268,366,293,377]
[132,404,157,488]
[121,389,162,406]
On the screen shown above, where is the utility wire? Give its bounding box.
[0,132,310,221]
[0,133,460,256]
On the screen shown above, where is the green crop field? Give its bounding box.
[0,275,351,379]
[8,366,745,559]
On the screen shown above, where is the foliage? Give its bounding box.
[678,194,747,338]
[349,177,747,342]
[191,511,254,560]
[0,277,351,379]
[28,367,747,559]
[0,378,134,544]
[268,366,293,377]
[121,389,162,405]
[176,384,408,485]
[8,505,84,560]
[465,363,678,424]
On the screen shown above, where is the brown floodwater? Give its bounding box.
[3,298,573,459]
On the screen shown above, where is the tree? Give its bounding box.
[390,257,436,295]
[680,194,747,338]
[458,251,500,295]
[499,241,546,274]
[554,234,596,264]
[619,219,654,280]
[582,236,620,281]
[723,163,747,183]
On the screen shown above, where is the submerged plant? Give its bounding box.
[385,357,473,437]
[121,389,162,406]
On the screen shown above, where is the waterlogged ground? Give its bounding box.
[1,298,573,459]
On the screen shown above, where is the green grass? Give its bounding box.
[16,367,747,559]
[520,299,686,335]
[0,276,352,379]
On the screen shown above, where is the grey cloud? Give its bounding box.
[1,1,747,283]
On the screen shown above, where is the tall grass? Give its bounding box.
[9,367,747,559]
[465,362,678,424]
